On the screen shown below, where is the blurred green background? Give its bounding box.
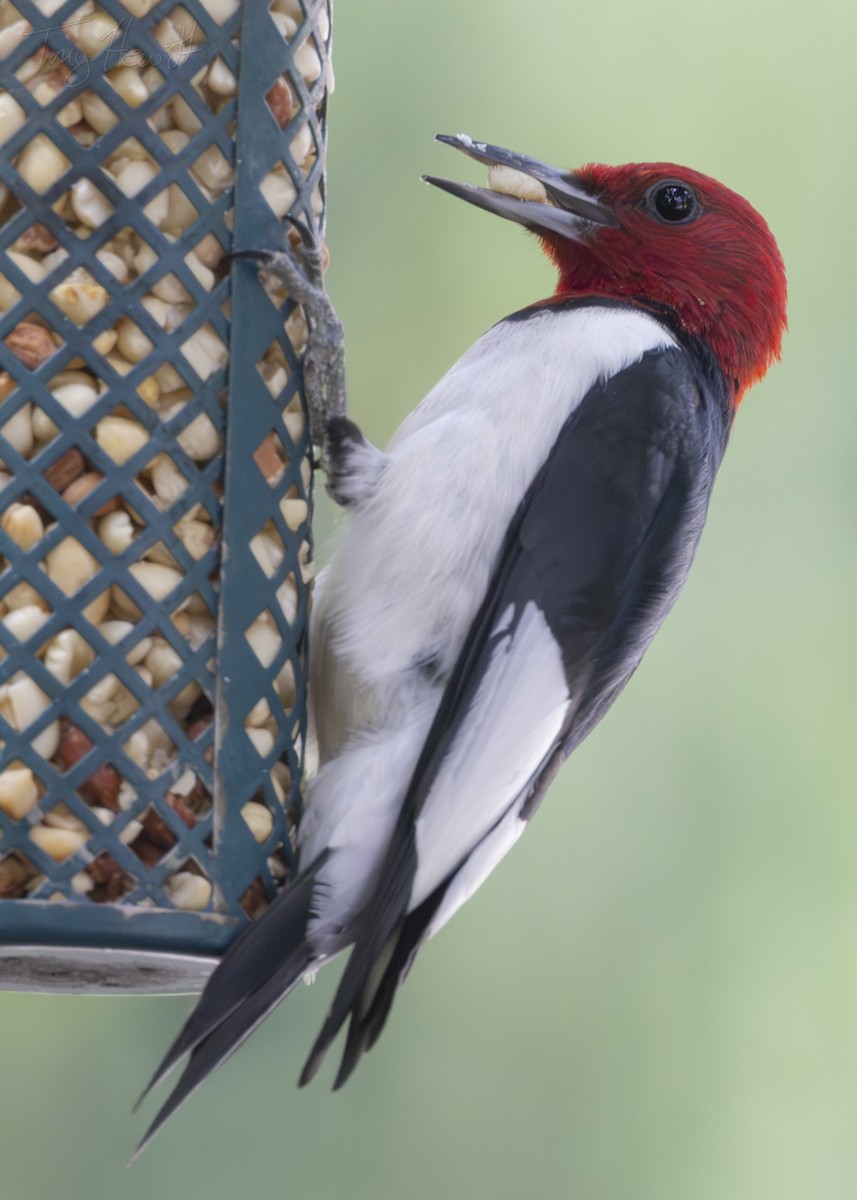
[4,0,857,1197]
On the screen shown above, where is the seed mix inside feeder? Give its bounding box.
[0,0,332,992]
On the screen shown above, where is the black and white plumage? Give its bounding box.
[137,302,729,1146]
[298,301,731,1084]
[136,136,786,1154]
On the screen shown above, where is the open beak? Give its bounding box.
[423,133,618,239]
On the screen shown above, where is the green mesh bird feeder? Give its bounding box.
[0,0,331,992]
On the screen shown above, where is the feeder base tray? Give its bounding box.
[0,945,218,995]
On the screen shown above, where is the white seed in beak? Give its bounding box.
[487,165,549,204]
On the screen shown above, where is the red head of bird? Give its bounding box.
[426,137,787,404]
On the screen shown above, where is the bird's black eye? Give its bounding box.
[647,180,701,224]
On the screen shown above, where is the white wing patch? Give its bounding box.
[301,692,437,952]
[424,803,528,940]
[409,601,569,910]
[304,305,675,953]
[322,306,676,695]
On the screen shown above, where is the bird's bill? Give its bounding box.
[423,133,618,238]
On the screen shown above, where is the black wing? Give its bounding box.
[301,340,730,1085]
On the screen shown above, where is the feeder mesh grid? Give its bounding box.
[0,0,330,978]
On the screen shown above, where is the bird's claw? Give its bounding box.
[283,214,326,289]
[231,221,345,448]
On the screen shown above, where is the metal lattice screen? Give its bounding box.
[0,0,330,990]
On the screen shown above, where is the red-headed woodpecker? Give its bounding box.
[136,134,787,1153]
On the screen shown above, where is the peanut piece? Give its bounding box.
[45,536,110,625]
[11,223,57,255]
[241,800,274,843]
[0,502,44,549]
[43,447,86,492]
[49,273,109,325]
[165,870,212,911]
[70,178,114,229]
[0,673,60,759]
[96,414,150,464]
[44,629,94,685]
[265,77,294,129]
[4,321,56,368]
[61,471,119,515]
[0,764,39,819]
[0,92,26,146]
[0,402,33,458]
[15,133,69,194]
[29,824,88,862]
[0,853,35,897]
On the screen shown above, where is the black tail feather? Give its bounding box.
[302,886,445,1090]
[331,928,402,1089]
[334,889,445,1086]
[363,892,443,1052]
[133,856,327,1158]
[298,921,400,1087]
[132,945,311,1162]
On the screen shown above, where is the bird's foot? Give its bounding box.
[232,218,346,452]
